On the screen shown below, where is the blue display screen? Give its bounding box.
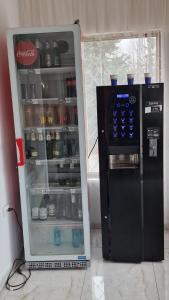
[117,94,129,99]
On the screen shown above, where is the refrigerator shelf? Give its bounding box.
[22,97,77,105]
[27,156,80,165]
[29,187,81,195]
[24,125,78,132]
[18,66,75,75]
[31,219,83,227]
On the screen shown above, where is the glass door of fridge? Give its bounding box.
[13,30,85,256]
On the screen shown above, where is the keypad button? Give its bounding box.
[121,125,126,130]
[129,110,134,116]
[121,118,126,124]
[113,125,118,131]
[129,117,134,124]
[125,103,129,108]
[129,125,134,131]
[113,132,118,138]
[113,118,118,124]
[116,102,120,108]
[121,110,126,117]
[129,132,134,139]
[121,131,126,138]
[113,110,118,117]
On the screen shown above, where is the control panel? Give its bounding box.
[109,91,139,145]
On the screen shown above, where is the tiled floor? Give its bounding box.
[0,229,169,300]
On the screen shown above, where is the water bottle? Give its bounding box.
[72,229,81,248]
[53,227,61,246]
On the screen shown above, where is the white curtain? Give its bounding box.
[18,0,168,34]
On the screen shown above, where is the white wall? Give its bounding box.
[0,0,21,288]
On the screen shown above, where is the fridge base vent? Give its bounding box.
[26,260,88,270]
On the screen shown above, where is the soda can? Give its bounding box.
[24,105,34,126]
[32,207,39,220]
[72,78,76,97]
[66,78,72,97]
[57,104,67,125]
[68,106,75,125]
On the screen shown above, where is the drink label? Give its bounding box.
[48,204,55,216]
[71,194,76,203]
[32,150,38,157]
[53,150,59,156]
[46,134,51,141]
[47,116,54,125]
[40,115,46,125]
[39,208,47,220]
[15,41,38,66]
[60,162,64,168]
[38,133,43,141]
[31,132,36,141]
[32,207,39,219]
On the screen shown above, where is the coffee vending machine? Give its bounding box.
[97,83,164,262]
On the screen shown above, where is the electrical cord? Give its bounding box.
[5,207,31,291]
[5,259,31,291]
[88,136,98,159]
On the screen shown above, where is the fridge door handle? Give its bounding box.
[16,138,25,167]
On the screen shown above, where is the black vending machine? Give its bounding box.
[97,83,164,262]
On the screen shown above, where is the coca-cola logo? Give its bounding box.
[15,41,38,66]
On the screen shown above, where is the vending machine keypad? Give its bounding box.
[110,93,139,145]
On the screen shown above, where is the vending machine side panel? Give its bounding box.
[97,87,110,259]
[142,83,164,261]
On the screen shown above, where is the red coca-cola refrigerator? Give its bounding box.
[7,25,90,269]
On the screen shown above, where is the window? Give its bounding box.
[81,32,160,173]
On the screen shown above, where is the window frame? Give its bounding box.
[81,31,161,176]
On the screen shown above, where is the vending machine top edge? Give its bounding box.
[7,24,90,269]
[97,83,164,262]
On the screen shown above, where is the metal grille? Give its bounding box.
[26,260,88,270]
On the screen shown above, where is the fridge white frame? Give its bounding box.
[7,25,90,267]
